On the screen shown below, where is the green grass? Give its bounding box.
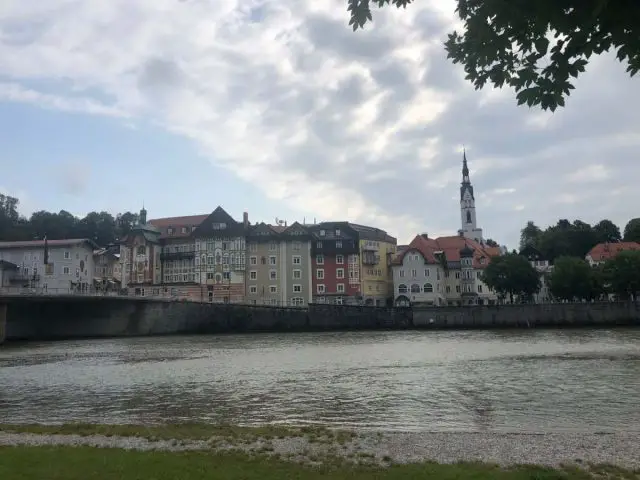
[2,446,637,480]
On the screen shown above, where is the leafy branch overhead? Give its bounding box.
[348,0,640,111]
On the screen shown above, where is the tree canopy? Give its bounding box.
[547,256,604,301]
[0,193,139,247]
[623,218,640,242]
[348,0,640,111]
[519,218,631,263]
[603,250,640,300]
[481,252,541,303]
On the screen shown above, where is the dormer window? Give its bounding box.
[212,222,227,230]
[320,229,325,236]
[181,227,187,234]
[167,227,174,235]
[335,229,341,236]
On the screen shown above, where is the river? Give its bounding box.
[1,329,639,433]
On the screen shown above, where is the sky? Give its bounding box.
[0,0,638,250]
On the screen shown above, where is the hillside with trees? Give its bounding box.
[0,193,140,247]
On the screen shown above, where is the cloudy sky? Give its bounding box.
[0,0,638,249]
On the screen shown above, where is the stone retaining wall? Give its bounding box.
[1,296,638,342]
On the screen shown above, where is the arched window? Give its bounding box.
[466,210,472,223]
[410,284,421,293]
[223,253,229,265]
[398,284,408,294]
[215,252,222,265]
[424,283,433,293]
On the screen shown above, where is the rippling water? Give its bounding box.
[1,329,639,433]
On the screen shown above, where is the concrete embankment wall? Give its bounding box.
[2,297,638,342]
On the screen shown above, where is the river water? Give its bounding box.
[1,329,639,433]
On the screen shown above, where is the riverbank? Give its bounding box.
[0,424,638,479]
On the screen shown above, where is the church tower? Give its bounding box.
[459,150,484,244]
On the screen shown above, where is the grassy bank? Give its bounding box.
[1,445,636,480]
[0,424,638,479]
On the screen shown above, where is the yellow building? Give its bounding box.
[349,224,397,306]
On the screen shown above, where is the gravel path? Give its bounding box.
[0,431,638,469]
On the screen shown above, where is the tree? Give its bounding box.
[348,0,640,112]
[485,238,498,247]
[548,256,599,301]
[481,253,541,303]
[604,250,640,300]
[520,221,542,251]
[623,218,640,242]
[536,219,598,262]
[593,219,621,244]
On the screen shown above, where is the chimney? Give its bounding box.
[243,211,249,228]
[284,220,287,227]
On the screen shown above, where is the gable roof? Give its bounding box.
[586,242,640,261]
[149,214,209,239]
[392,234,501,269]
[191,206,246,238]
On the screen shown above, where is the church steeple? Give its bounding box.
[462,149,470,183]
[458,150,483,244]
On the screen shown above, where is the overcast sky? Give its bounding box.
[0,0,638,249]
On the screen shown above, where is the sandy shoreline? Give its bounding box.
[1,430,638,469]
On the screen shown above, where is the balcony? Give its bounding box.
[361,242,379,252]
[362,253,380,265]
[160,248,196,260]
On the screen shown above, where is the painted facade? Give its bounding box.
[119,208,161,295]
[192,207,247,303]
[351,224,397,306]
[0,239,97,293]
[246,222,313,306]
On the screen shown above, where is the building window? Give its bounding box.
[455,272,461,279]
[167,227,174,235]
[293,269,302,279]
[424,283,433,293]
[411,269,417,277]
[292,256,301,265]
[269,270,277,280]
[64,251,70,259]
[424,269,430,277]
[316,269,324,280]
[207,273,215,280]
[293,284,302,293]
[478,285,483,293]
[269,256,277,265]
[335,229,341,236]
[316,241,322,249]
[336,254,344,264]
[446,286,451,293]
[336,240,342,249]
[45,263,54,275]
[410,284,420,293]
[249,243,257,252]
[269,242,277,251]
[399,270,405,278]
[336,268,344,279]
[456,285,461,293]
[181,227,187,234]
[270,285,277,293]
[291,297,304,306]
[335,296,343,305]
[317,284,326,294]
[250,271,257,280]
[477,271,482,279]
[316,255,324,265]
[250,256,257,265]
[398,284,408,293]
[319,230,325,236]
[63,266,70,275]
[337,283,345,293]
[293,242,301,251]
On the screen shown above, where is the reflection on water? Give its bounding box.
[1,329,639,432]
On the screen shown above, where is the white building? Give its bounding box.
[0,239,98,294]
[519,245,553,303]
[391,153,501,306]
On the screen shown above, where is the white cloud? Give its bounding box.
[0,0,639,247]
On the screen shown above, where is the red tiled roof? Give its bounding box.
[586,242,640,261]
[392,234,501,269]
[149,214,209,239]
[0,239,96,249]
